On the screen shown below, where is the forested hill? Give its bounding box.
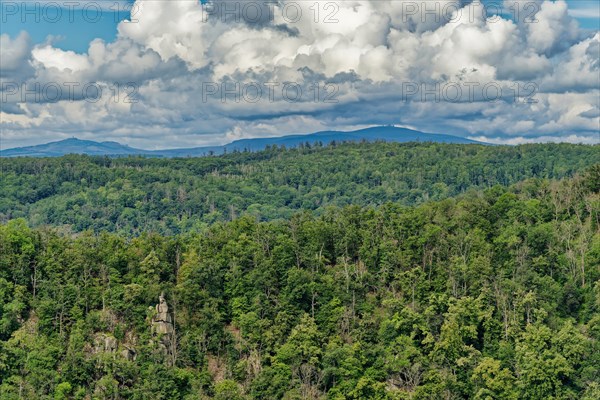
[1,142,599,235]
[1,169,599,399]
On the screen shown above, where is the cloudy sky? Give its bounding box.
[1,0,599,149]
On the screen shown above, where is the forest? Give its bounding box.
[1,142,599,235]
[0,142,599,399]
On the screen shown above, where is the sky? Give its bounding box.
[1,0,599,149]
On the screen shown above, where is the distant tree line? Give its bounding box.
[1,142,599,235]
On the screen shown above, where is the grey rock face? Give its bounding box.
[121,347,137,361]
[152,292,174,336]
[92,333,118,354]
[150,292,175,365]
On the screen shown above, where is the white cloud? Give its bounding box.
[0,31,34,82]
[1,0,599,148]
[527,0,579,55]
[0,31,31,71]
[468,134,599,145]
[32,45,91,72]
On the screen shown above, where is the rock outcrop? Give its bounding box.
[151,292,173,335]
[91,332,136,361]
[93,333,118,354]
[150,292,174,364]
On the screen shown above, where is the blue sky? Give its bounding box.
[1,1,132,51]
[1,0,599,148]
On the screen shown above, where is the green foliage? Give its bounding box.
[1,142,598,235]
[0,147,599,399]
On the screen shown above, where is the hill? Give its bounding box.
[162,126,482,157]
[1,141,598,234]
[0,138,153,157]
[0,126,482,158]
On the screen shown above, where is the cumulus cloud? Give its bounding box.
[468,134,599,145]
[1,0,599,148]
[0,31,34,80]
[32,46,91,72]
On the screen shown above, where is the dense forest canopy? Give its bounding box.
[1,155,599,399]
[1,142,599,235]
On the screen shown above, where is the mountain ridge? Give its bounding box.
[1,126,484,158]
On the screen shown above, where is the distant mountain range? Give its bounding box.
[1,126,484,158]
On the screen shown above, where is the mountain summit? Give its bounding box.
[1,127,483,158]
[1,138,152,157]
